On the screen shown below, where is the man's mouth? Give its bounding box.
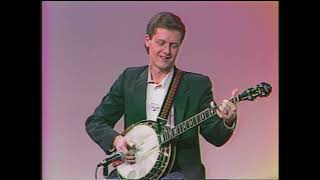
[160,56,171,60]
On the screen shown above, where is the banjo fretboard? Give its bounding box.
[159,96,240,145]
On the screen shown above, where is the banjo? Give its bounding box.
[108,82,272,179]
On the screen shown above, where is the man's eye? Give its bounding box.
[171,44,179,48]
[156,41,164,45]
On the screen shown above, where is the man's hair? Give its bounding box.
[145,12,186,54]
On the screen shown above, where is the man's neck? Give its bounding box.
[149,65,173,84]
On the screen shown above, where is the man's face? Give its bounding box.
[145,28,182,72]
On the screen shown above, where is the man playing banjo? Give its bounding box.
[86,12,238,180]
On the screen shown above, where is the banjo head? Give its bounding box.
[117,121,162,179]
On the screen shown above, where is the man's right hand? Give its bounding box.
[112,135,136,167]
[113,135,129,154]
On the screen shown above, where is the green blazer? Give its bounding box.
[86,65,235,179]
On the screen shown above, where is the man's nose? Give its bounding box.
[163,44,171,55]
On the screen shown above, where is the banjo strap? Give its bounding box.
[156,67,183,130]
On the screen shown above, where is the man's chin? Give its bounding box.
[158,65,174,72]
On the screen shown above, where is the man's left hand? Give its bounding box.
[216,89,239,125]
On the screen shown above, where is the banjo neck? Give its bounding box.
[159,96,239,145]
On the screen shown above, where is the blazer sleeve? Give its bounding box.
[85,69,127,154]
[199,76,236,147]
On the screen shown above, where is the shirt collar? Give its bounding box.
[147,66,174,87]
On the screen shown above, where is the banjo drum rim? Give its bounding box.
[116,120,175,180]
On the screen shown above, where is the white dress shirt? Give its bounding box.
[146,67,175,128]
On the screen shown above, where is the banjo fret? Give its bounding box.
[189,118,193,125]
[167,129,173,139]
[177,123,182,132]
[173,128,177,136]
[205,110,210,118]
[182,122,187,130]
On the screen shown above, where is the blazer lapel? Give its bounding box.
[133,67,148,121]
[174,76,190,125]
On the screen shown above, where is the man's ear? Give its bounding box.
[144,34,151,48]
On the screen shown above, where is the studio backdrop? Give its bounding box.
[42,1,278,180]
